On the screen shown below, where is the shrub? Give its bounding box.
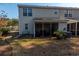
[0,28,10,36]
[53,30,67,39]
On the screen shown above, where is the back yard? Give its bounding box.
[0,37,79,56]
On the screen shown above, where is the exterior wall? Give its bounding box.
[58,9,66,19]
[32,8,79,19]
[71,10,79,19]
[18,6,79,35]
[59,9,79,20]
[19,7,34,34]
[19,7,61,35]
[32,8,60,18]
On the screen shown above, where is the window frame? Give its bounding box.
[65,9,72,18]
[69,14,72,17]
[54,11,58,14]
[23,8,32,16]
[23,8,28,16]
[64,14,68,17]
[64,14,72,17]
[28,8,32,16]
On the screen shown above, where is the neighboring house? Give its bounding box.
[18,5,79,37]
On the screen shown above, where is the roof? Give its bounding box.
[33,17,69,23]
[67,19,79,23]
[33,17,79,23]
[18,4,79,10]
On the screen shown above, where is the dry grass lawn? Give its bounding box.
[0,37,79,56]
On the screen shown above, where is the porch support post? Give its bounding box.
[34,23,35,37]
[75,22,77,36]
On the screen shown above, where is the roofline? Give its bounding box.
[18,4,79,10]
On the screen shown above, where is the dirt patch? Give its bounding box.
[0,45,12,55]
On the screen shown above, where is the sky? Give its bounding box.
[0,3,79,19]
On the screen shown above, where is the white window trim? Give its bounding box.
[23,8,32,16]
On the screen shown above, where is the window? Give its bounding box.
[23,8,32,16]
[28,8,32,16]
[25,24,28,30]
[64,14,68,17]
[69,14,72,17]
[65,9,72,17]
[64,14,72,17]
[54,11,57,14]
[23,8,28,16]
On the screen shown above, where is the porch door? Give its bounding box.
[44,23,50,37]
[35,23,42,37]
[51,23,58,35]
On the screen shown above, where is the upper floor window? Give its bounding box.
[69,14,72,17]
[65,9,72,17]
[23,8,32,16]
[28,8,32,16]
[23,8,28,16]
[54,11,57,14]
[64,14,72,17]
[64,14,68,17]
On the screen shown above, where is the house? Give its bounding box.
[18,5,79,37]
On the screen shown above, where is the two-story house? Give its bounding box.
[18,5,79,37]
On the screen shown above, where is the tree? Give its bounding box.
[7,19,19,31]
[0,10,8,18]
[0,19,8,27]
[0,10,8,27]
[11,19,19,26]
[7,18,18,26]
